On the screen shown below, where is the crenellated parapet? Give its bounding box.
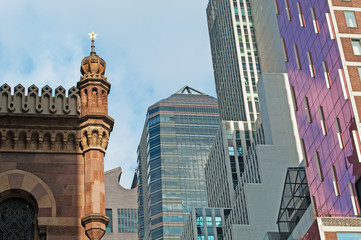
[0,128,81,152]
[0,84,80,116]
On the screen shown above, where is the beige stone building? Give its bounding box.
[104,167,138,240]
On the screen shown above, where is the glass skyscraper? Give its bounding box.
[137,86,220,240]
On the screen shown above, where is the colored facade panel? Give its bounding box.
[276,0,361,218]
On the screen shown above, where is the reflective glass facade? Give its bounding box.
[180,208,231,240]
[137,88,220,240]
[276,0,361,218]
[118,208,138,233]
[106,209,113,233]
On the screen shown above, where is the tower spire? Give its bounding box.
[88,32,98,56]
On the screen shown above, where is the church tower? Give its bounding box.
[78,33,114,240]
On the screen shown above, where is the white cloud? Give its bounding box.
[0,0,216,188]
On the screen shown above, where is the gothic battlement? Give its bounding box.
[0,84,80,116]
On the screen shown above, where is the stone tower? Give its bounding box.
[79,34,114,240]
[0,34,113,240]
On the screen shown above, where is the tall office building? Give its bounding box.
[137,86,220,240]
[207,0,261,129]
[199,0,304,239]
[275,0,361,238]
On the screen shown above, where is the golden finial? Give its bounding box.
[88,32,98,55]
[88,32,98,40]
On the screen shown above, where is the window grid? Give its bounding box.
[118,208,138,233]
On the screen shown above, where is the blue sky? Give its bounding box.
[0,0,217,187]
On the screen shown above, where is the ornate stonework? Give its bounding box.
[0,84,79,115]
[81,126,110,153]
[0,37,113,240]
[321,217,361,227]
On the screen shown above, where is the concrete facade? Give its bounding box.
[104,167,138,240]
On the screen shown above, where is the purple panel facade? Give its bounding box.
[276,0,361,217]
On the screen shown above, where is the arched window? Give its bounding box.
[0,198,35,239]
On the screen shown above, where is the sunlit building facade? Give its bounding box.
[137,86,220,240]
[207,0,261,129]
[275,0,361,238]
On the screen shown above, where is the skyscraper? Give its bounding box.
[207,0,261,128]
[137,86,220,240]
[275,0,361,238]
[200,0,304,239]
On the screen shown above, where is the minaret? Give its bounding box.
[78,32,114,240]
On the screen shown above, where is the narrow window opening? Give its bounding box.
[274,0,280,15]
[300,138,308,166]
[311,8,320,34]
[350,182,360,215]
[290,86,298,111]
[318,106,327,135]
[297,2,305,27]
[294,44,301,70]
[331,165,340,196]
[326,13,336,39]
[352,130,361,162]
[311,195,318,216]
[338,69,349,99]
[285,0,292,21]
[282,38,289,62]
[314,151,323,181]
[307,52,316,77]
[304,96,312,123]
[335,117,344,149]
[322,61,331,88]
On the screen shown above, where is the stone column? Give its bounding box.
[78,48,114,240]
